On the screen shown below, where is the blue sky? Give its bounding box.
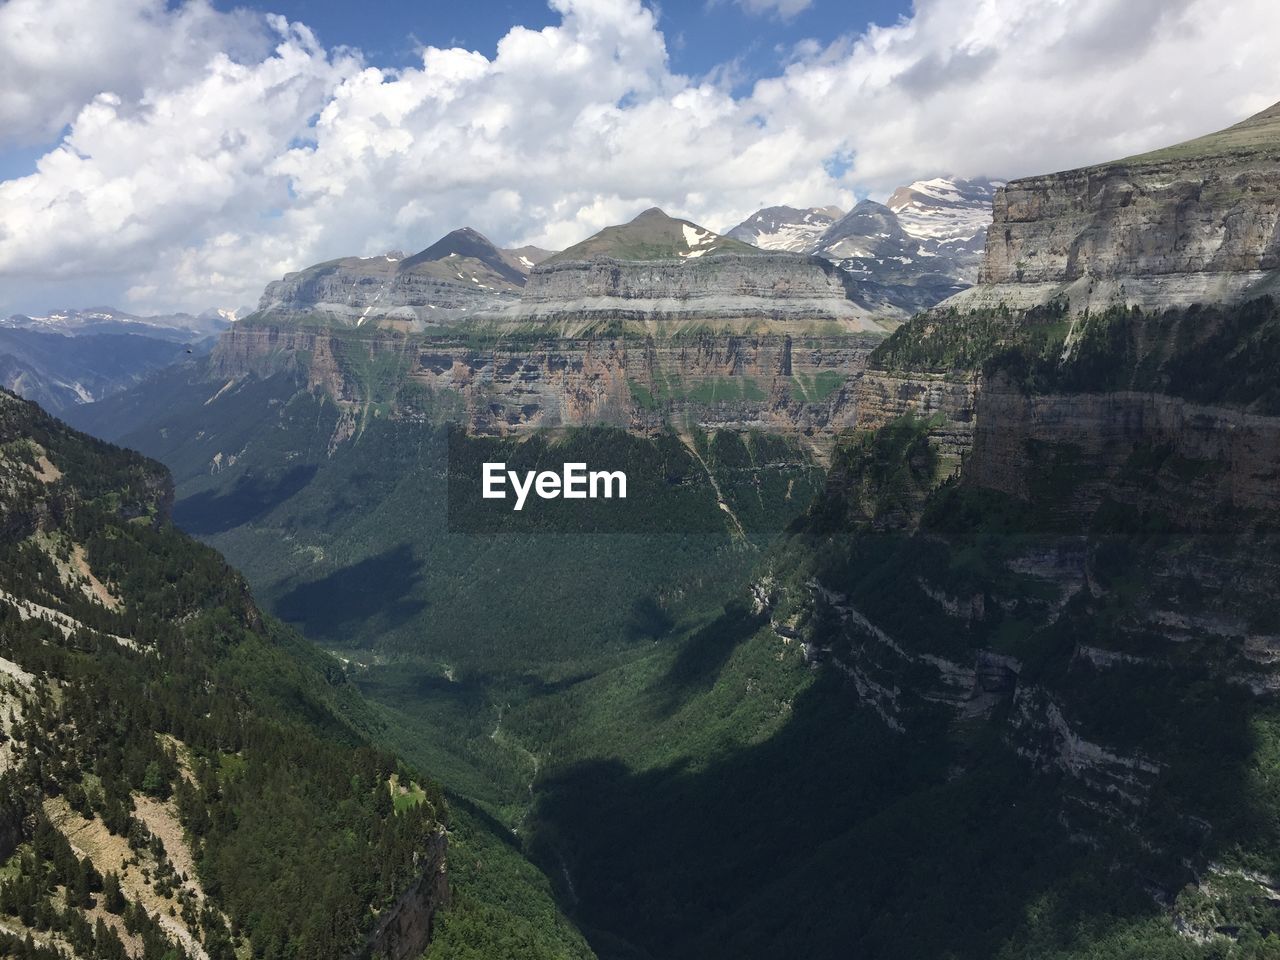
[1,0,1276,314]
[226,0,911,83]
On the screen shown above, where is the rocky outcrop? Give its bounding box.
[851,369,978,463]
[361,829,450,960]
[947,101,1280,313]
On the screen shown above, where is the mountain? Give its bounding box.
[0,327,203,414]
[0,387,447,958]
[505,244,558,270]
[397,226,529,285]
[723,205,845,252]
[0,387,595,960]
[0,306,233,415]
[732,100,1280,956]
[253,227,526,329]
[886,176,1002,256]
[543,207,762,263]
[1,306,236,342]
[810,198,974,314]
[187,206,890,446]
[58,100,1280,960]
[509,207,887,331]
[947,100,1280,312]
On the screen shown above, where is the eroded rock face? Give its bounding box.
[968,382,1280,529]
[255,229,527,329]
[361,829,450,960]
[211,323,880,452]
[948,101,1280,312]
[256,256,521,328]
[508,252,887,330]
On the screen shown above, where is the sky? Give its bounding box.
[0,0,1278,315]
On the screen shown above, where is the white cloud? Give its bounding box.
[1,0,1278,314]
[735,0,814,18]
[0,0,274,147]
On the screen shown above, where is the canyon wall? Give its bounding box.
[947,101,1280,313]
[211,323,881,454]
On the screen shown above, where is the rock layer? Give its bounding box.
[507,252,886,331]
[211,323,880,454]
[948,101,1280,312]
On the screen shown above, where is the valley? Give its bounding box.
[33,99,1280,960]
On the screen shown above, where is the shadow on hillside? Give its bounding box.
[651,601,765,715]
[176,464,318,535]
[274,543,426,642]
[527,578,1272,960]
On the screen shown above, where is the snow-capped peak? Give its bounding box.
[886,176,1004,243]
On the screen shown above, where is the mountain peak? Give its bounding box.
[400,227,527,286]
[884,177,1002,243]
[724,205,845,254]
[545,209,761,264]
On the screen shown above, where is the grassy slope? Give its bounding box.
[545,209,763,263]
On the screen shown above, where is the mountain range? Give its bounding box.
[0,308,236,414]
[9,98,1280,960]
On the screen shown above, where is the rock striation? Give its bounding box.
[948,101,1280,312]
[509,250,888,332]
[210,322,880,455]
[254,227,525,329]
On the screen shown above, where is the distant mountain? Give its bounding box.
[815,199,912,261]
[544,207,763,263]
[0,305,228,413]
[888,176,1003,249]
[505,244,558,271]
[805,199,972,314]
[1,305,237,341]
[719,178,999,315]
[254,227,526,328]
[723,205,845,253]
[398,226,529,286]
[817,177,1001,284]
[0,326,203,413]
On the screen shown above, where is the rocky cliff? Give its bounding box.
[508,251,887,332]
[210,322,879,455]
[949,101,1280,312]
[755,105,1280,946]
[361,829,450,960]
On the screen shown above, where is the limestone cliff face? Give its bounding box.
[762,105,1280,878]
[250,208,897,335]
[512,252,882,329]
[257,258,520,328]
[967,381,1280,529]
[254,228,526,329]
[211,323,879,453]
[851,369,977,464]
[948,101,1280,312]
